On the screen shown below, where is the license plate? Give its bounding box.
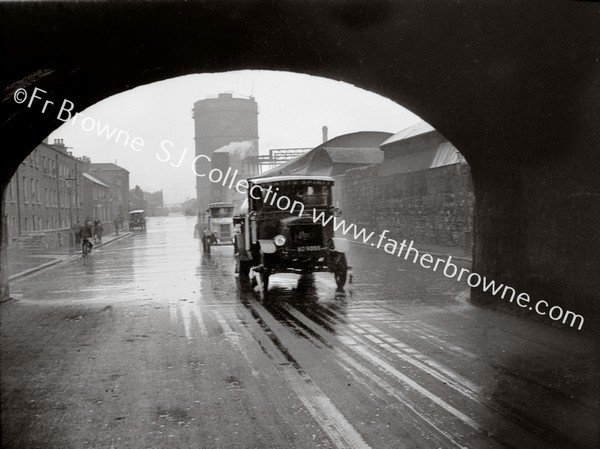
[296,245,321,252]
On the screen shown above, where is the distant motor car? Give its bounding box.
[128,210,146,231]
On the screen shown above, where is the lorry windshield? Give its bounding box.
[210,207,234,218]
[257,183,331,209]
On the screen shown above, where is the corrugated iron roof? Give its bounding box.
[321,147,384,164]
[379,141,461,177]
[314,131,392,149]
[82,172,110,188]
[380,122,435,147]
[431,142,461,168]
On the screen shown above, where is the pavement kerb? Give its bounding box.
[347,240,472,263]
[7,232,133,283]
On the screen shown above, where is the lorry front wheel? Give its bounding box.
[331,252,347,289]
[239,259,252,277]
[260,271,270,296]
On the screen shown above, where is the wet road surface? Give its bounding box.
[2,215,598,448]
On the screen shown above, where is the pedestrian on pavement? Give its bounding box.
[95,220,104,243]
[114,216,120,235]
[202,227,216,252]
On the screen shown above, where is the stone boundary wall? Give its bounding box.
[343,163,474,249]
[17,228,72,253]
[15,223,116,253]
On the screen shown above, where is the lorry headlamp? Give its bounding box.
[332,207,342,217]
[274,235,286,246]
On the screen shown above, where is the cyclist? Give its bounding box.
[81,220,94,255]
[82,237,93,259]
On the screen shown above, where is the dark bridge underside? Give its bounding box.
[1,1,599,328]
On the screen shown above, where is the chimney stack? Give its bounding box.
[322,126,328,143]
[80,155,91,172]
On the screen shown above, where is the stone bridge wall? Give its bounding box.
[343,164,474,250]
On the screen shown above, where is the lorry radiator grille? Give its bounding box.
[290,225,322,249]
[220,224,231,238]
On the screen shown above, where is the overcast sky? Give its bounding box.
[48,71,420,204]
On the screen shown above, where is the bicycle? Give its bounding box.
[82,237,93,264]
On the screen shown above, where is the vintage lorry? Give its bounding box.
[206,202,235,245]
[233,175,350,293]
[197,201,235,252]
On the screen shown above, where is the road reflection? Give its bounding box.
[233,270,349,339]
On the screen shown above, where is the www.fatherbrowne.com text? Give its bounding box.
[234,182,585,331]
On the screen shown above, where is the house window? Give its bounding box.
[23,177,28,204]
[8,178,15,202]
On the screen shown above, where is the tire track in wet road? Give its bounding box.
[190,248,373,449]
[208,289,372,448]
[265,287,582,448]
[271,300,493,448]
